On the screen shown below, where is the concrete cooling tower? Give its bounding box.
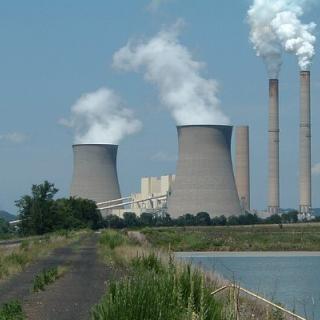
[70,144,122,203]
[167,125,241,218]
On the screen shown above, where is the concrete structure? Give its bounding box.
[299,71,312,214]
[268,79,280,214]
[131,175,175,212]
[167,125,241,218]
[235,126,250,212]
[70,144,122,204]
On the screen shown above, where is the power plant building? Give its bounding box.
[131,175,175,212]
[167,125,241,218]
[70,144,122,204]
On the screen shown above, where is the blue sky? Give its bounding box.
[0,0,319,214]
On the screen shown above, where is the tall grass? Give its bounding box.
[142,224,320,251]
[92,253,224,320]
[0,300,25,320]
[0,231,82,280]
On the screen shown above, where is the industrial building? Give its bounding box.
[130,175,175,211]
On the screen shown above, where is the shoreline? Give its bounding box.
[175,251,320,257]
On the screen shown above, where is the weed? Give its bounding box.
[32,266,60,292]
[0,300,25,320]
[99,230,126,249]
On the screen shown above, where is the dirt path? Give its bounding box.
[0,234,113,320]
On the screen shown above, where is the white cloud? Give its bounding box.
[151,151,177,162]
[0,132,29,144]
[312,163,320,176]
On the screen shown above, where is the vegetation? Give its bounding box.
[0,218,15,239]
[0,300,25,320]
[33,266,64,292]
[102,211,301,229]
[16,181,102,236]
[0,231,81,281]
[141,223,320,251]
[92,258,223,320]
[92,230,287,320]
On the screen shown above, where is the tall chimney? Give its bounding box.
[235,126,250,212]
[167,125,241,218]
[268,79,280,214]
[70,144,122,203]
[299,71,312,214]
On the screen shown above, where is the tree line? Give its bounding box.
[0,181,308,237]
[103,210,300,229]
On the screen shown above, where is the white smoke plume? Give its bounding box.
[113,22,230,126]
[248,0,316,78]
[60,87,142,144]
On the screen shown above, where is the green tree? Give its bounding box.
[123,212,139,227]
[0,217,13,237]
[16,181,58,235]
[195,212,211,226]
[140,212,154,226]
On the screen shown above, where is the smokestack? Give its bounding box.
[268,79,280,214]
[235,126,250,212]
[299,71,312,214]
[167,125,241,218]
[70,144,122,203]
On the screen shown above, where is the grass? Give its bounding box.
[0,230,83,281]
[93,230,286,320]
[92,251,224,320]
[0,300,25,320]
[141,223,320,251]
[32,266,66,292]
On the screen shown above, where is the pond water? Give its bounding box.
[176,252,320,320]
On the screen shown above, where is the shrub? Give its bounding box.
[0,300,25,320]
[99,230,126,250]
[33,267,59,292]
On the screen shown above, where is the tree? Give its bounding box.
[16,181,102,235]
[140,212,154,226]
[212,215,227,226]
[104,214,125,229]
[16,181,58,235]
[281,211,298,224]
[227,216,239,226]
[0,218,13,236]
[195,212,211,226]
[123,212,139,227]
[265,214,282,224]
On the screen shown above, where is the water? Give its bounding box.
[176,252,320,319]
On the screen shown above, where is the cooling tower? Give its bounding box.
[268,79,280,214]
[167,125,241,218]
[299,71,312,214]
[70,144,122,203]
[235,126,250,212]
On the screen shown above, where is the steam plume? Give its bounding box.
[248,0,316,78]
[61,87,141,144]
[113,22,230,126]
